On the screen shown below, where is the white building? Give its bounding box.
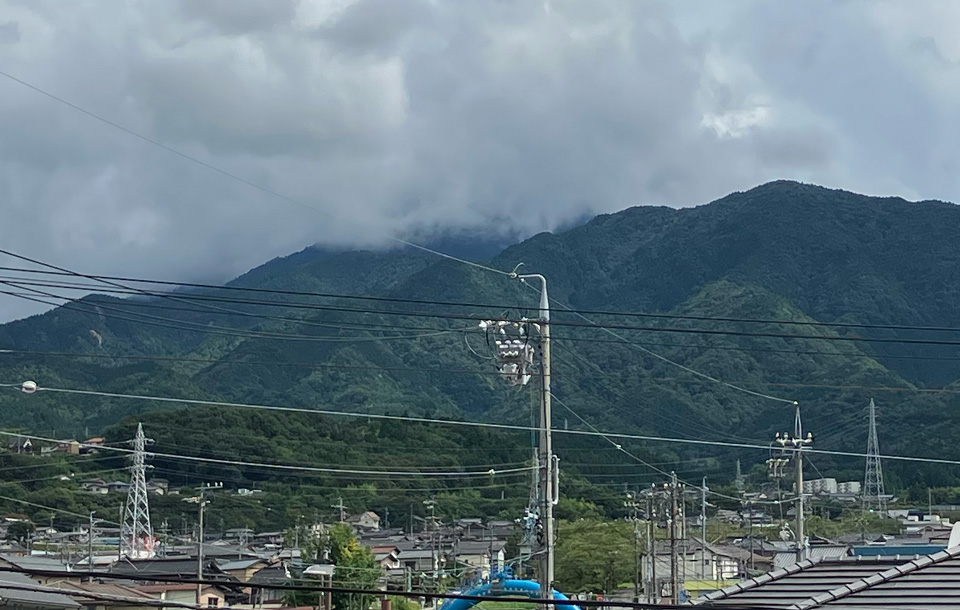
[803,478,838,495]
[838,481,862,494]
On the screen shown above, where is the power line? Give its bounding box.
[0,427,533,480]
[4,381,958,468]
[0,282,468,344]
[9,262,960,348]
[5,266,960,336]
[4,347,953,394]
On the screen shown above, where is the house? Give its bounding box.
[81,479,109,495]
[347,511,381,532]
[369,546,401,571]
[0,571,80,609]
[6,437,32,454]
[110,557,236,584]
[0,553,73,585]
[146,479,168,495]
[136,583,228,608]
[218,558,269,582]
[451,540,506,580]
[79,438,105,455]
[246,565,290,606]
[696,546,960,608]
[56,440,81,455]
[641,538,743,599]
[397,549,438,573]
[106,482,129,494]
[54,580,159,610]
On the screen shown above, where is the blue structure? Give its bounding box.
[851,544,945,557]
[439,579,581,610]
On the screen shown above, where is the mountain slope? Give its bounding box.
[1,181,959,492]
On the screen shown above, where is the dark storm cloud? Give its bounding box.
[0,0,954,322]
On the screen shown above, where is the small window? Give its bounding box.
[207,597,219,608]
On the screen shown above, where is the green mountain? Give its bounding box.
[2,179,960,515]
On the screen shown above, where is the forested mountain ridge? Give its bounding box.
[2,180,960,497]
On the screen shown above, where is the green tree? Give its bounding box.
[5,521,34,545]
[554,520,634,594]
[328,524,380,610]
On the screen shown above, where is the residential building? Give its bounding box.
[246,565,290,606]
[837,481,861,494]
[217,558,269,583]
[803,478,838,495]
[450,540,506,581]
[0,572,79,609]
[346,511,381,532]
[136,583,227,608]
[80,479,109,495]
[6,437,32,454]
[0,553,73,585]
[398,549,438,573]
[57,440,81,455]
[55,580,159,610]
[370,546,401,571]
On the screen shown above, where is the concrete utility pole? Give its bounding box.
[701,478,708,580]
[187,482,221,606]
[516,272,556,607]
[332,497,347,523]
[624,492,641,602]
[87,511,102,568]
[483,269,556,605]
[775,405,814,562]
[647,492,656,604]
[669,473,680,606]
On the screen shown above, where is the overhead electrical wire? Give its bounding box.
[7,258,960,348]
[3,381,958,468]
[0,428,533,479]
[0,282,468,344]
[5,265,960,336]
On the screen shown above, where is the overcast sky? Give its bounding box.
[1,0,959,322]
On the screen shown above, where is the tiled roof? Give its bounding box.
[697,545,960,609]
[0,571,80,608]
[0,554,69,573]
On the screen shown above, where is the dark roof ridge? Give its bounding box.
[792,544,960,610]
[694,557,824,604]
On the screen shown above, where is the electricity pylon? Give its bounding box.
[862,398,887,513]
[120,423,155,559]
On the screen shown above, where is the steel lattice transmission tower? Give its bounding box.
[121,423,156,558]
[862,399,887,513]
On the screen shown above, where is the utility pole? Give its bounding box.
[87,511,101,568]
[186,482,221,606]
[332,497,347,523]
[483,269,557,606]
[624,493,641,602]
[647,492,656,604]
[701,478,707,580]
[516,272,556,606]
[775,404,814,562]
[669,473,679,606]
